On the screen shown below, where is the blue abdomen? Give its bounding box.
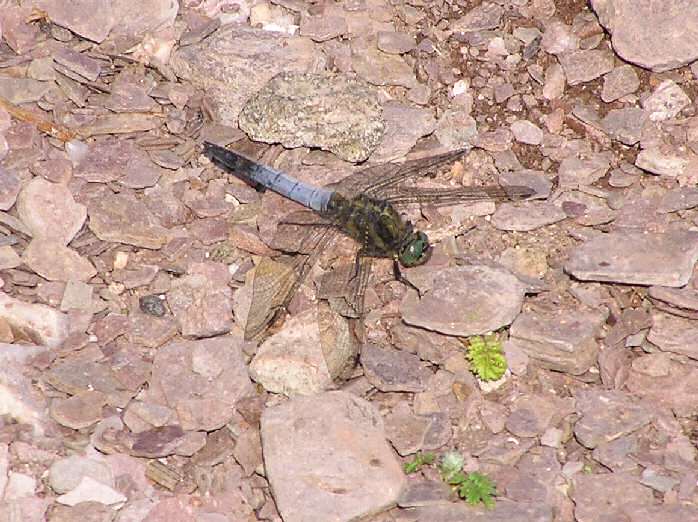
[203,142,332,212]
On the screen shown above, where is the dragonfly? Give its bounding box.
[203,141,534,342]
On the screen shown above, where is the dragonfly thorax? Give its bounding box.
[326,192,431,266]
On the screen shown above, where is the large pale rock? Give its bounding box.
[261,391,405,522]
[239,72,384,162]
[0,292,70,348]
[22,239,97,282]
[16,177,86,245]
[0,343,50,434]
[249,307,333,396]
[591,0,698,72]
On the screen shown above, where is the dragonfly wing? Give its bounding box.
[245,257,297,341]
[268,210,334,253]
[245,225,338,341]
[317,255,373,320]
[316,256,374,380]
[332,148,469,198]
[383,184,535,207]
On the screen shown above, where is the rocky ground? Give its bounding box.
[1,0,698,521]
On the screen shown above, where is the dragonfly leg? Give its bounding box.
[392,258,423,297]
[352,253,361,281]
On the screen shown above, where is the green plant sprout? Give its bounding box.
[404,451,498,507]
[403,451,436,474]
[439,452,497,508]
[453,472,497,508]
[466,334,507,381]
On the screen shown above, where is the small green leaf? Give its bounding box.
[403,452,436,474]
[466,335,507,381]
[455,472,497,508]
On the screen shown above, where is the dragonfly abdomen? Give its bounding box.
[203,142,333,212]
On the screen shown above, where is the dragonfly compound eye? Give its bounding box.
[399,231,432,267]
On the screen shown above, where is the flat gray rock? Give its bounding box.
[0,167,20,211]
[510,309,605,375]
[0,293,69,349]
[0,343,50,434]
[171,26,317,126]
[361,344,430,393]
[541,21,579,55]
[591,0,698,72]
[397,480,451,507]
[0,77,51,104]
[239,72,384,162]
[601,108,648,146]
[648,285,698,311]
[146,337,253,431]
[624,504,698,522]
[352,48,419,89]
[88,192,168,249]
[50,390,106,430]
[592,434,640,473]
[73,138,162,184]
[42,359,134,409]
[492,201,566,231]
[505,395,572,438]
[377,31,415,54]
[299,14,347,42]
[167,262,233,338]
[635,146,690,177]
[657,187,698,214]
[434,107,477,149]
[452,2,504,33]
[626,354,698,417]
[370,101,435,162]
[260,391,405,522]
[647,311,698,360]
[601,65,639,102]
[558,50,614,85]
[574,389,654,449]
[401,264,527,337]
[571,472,654,521]
[401,500,552,521]
[510,120,543,145]
[565,230,698,287]
[35,0,177,43]
[542,62,565,100]
[384,403,435,456]
[558,151,612,187]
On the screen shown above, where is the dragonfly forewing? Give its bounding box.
[323,148,468,200]
[383,184,535,207]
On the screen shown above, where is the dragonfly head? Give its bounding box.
[398,231,432,267]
